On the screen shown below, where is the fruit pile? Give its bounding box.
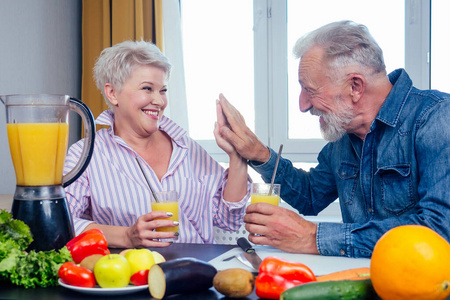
[58,229,165,288]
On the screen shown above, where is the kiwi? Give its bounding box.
[79,254,104,272]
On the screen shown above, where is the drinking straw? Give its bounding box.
[135,157,159,202]
[269,144,283,195]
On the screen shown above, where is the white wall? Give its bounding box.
[0,0,82,193]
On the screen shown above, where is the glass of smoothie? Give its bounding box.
[151,190,179,242]
[250,183,281,206]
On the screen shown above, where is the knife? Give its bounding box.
[237,237,263,271]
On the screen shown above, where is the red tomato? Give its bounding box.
[130,269,149,286]
[58,262,96,288]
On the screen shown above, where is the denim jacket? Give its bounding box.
[249,69,450,258]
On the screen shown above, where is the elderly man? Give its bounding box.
[216,20,450,258]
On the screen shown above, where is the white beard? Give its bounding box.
[310,98,355,142]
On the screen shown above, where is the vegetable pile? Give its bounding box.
[0,209,73,288]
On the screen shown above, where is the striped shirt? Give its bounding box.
[64,110,250,244]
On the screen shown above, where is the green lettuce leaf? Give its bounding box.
[0,209,33,250]
[9,247,72,288]
[0,209,73,288]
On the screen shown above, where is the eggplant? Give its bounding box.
[148,257,217,299]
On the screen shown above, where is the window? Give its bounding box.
[180,1,432,174]
[286,1,404,140]
[180,0,254,141]
[431,0,450,93]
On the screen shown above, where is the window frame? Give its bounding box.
[196,0,431,163]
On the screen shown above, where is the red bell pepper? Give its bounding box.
[66,229,110,263]
[58,262,96,288]
[255,256,316,299]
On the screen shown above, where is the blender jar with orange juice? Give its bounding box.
[1,94,95,251]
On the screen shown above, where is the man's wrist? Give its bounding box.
[258,145,271,163]
[251,145,270,164]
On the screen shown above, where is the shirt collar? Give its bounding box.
[375,68,412,127]
[95,110,188,149]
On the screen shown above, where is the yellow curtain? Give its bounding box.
[81,0,163,130]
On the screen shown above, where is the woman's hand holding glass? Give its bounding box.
[125,210,179,248]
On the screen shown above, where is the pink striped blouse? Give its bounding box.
[64,110,250,244]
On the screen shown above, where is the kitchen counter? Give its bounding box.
[0,242,378,300]
[0,194,13,211]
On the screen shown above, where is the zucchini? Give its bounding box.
[280,279,380,300]
[148,257,217,299]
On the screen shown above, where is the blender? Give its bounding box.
[1,94,95,251]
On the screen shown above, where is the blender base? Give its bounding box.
[12,186,75,251]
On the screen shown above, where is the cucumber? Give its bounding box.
[280,279,380,300]
[148,257,217,299]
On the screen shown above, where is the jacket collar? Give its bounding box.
[375,68,412,128]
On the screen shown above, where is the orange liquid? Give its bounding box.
[151,201,179,232]
[7,123,69,186]
[251,194,280,206]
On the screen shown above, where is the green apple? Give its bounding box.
[119,249,132,257]
[94,254,131,288]
[124,249,155,275]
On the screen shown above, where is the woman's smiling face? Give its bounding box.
[108,65,168,138]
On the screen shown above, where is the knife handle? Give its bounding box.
[237,237,255,253]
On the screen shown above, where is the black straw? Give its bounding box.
[269,144,283,195]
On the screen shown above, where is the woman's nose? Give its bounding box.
[151,93,165,106]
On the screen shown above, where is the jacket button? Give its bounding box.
[339,249,345,256]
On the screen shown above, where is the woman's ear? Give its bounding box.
[350,74,366,103]
[104,83,118,106]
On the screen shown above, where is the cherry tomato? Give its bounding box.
[130,269,149,286]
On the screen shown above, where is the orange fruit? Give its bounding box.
[371,225,450,300]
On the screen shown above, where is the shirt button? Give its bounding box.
[368,208,373,213]
[339,249,345,256]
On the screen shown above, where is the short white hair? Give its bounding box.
[94,40,172,109]
[293,20,386,80]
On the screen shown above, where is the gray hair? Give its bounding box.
[293,20,386,79]
[94,40,172,109]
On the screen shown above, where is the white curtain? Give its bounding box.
[161,0,189,133]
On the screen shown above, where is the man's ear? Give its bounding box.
[104,83,118,106]
[350,74,365,103]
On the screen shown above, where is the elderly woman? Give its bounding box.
[64,40,250,248]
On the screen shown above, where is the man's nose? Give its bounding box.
[299,91,312,113]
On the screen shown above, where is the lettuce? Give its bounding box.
[0,209,73,288]
[0,209,33,251]
[9,247,72,288]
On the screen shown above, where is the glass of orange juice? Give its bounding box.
[151,191,179,242]
[251,183,281,206]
